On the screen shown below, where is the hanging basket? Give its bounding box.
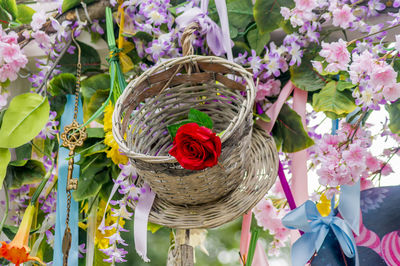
[113,22,256,205]
[139,125,279,229]
[113,53,255,205]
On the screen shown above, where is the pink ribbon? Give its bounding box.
[134,183,155,262]
[290,88,309,206]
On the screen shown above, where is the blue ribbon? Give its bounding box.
[53,95,83,265]
[332,118,361,235]
[282,198,359,266]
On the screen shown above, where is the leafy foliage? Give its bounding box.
[272,104,314,153]
[312,81,357,119]
[386,100,400,135]
[253,0,294,34]
[290,57,325,92]
[16,4,34,24]
[246,27,270,54]
[58,41,101,74]
[167,109,214,139]
[5,160,45,189]
[0,0,17,19]
[0,93,49,148]
[0,148,10,188]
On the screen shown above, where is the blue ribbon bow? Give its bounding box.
[282,198,359,266]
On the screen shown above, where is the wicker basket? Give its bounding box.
[113,54,255,205]
[140,125,279,229]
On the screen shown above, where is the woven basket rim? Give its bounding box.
[113,55,256,163]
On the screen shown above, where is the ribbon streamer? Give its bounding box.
[53,94,83,265]
[134,183,155,262]
[282,198,359,266]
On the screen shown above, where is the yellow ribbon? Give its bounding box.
[116,0,134,73]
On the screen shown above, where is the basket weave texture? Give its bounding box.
[113,55,256,205]
[141,126,279,229]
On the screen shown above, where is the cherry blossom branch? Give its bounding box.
[347,23,400,46]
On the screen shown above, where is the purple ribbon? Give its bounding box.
[175,6,232,57]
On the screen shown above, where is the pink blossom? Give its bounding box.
[31,10,47,31]
[349,50,375,84]
[342,143,365,167]
[332,5,355,29]
[311,60,323,73]
[0,43,20,63]
[0,64,18,82]
[360,177,373,190]
[255,79,281,101]
[32,30,51,49]
[380,163,393,176]
[0,31,18,44]
[0,92,8,110]
[294,0,318,11]
[319,39,350,72]
[365,153,381,172]
[382,83,400,102]
[370,63,397,89]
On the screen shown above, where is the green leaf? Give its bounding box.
[337,81,356,91]
[290,58,325,92]
[246,28,270,55]
[61,0,96,13]
[86,89,109,123]
[148,222,163,233]
[58,41,101,74]
[0,93,49,148]
[226,0,254,31]
[73,167,109,201]
[0,0,17,19]
[312,81,357,117]
[49,73,76,96]
[86,128,105,138]
[14,142,32,161]
[16,4,34,24]
[2,224,18,239]
[9,160,27,166]
[0,6,10,27]
[254,0,293,34]
[386,100,400,135]
[254,113,271,122]
[5,160,45,189]
[272,104,314,153]
[188,109,213,129]
[0,148,10,188]
[167,120,193,140]
[81,74,110,101]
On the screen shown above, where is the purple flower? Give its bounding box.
[37,110,59,139]
[91,20,104,35]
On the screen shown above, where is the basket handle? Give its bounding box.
[181,22,200,57]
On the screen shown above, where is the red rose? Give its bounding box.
[169,123,222,170]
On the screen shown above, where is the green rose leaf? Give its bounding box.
[247,27,270,55]
[272,104,314,153]
[0,0,17,19]
[290,57,325,92]
[255,113,271,122]
[386,100,400,135]
[188,109,213,129]
[0,93,50,148]
[16,4,34,24]
[167,120,193,140]
[254,0,294,34]
[312,81,357,118]
[49,73,76,96]
[5,160,45,189]
[0,148,10,189]
[148,222,163,234]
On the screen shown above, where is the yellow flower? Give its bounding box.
[104,131,128,165]
[316,194,331,217]
[103,102,114,132]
